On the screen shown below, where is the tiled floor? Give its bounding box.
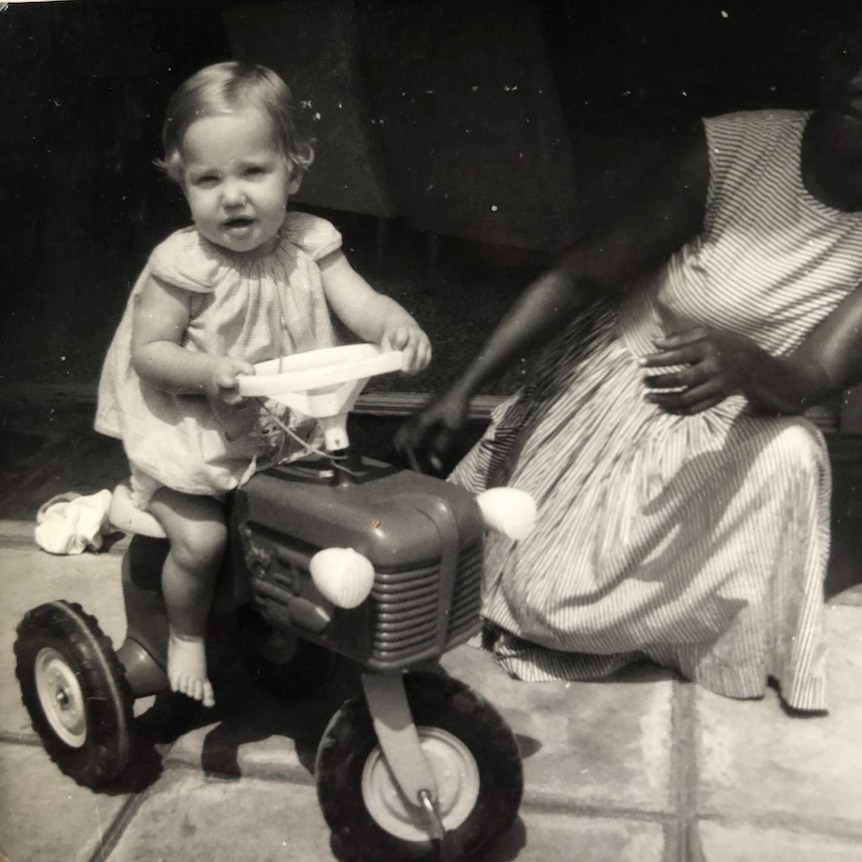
[1,399,861,861]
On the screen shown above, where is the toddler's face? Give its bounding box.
[180,109,297,256]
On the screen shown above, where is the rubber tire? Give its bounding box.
[315,672,523,861]
[14,601,134,787]
[235,606,336,700]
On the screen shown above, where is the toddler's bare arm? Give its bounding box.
[319,251,432,373]
[131,275,254,402]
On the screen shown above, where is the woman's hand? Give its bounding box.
[640,326,762,414]
[394,386,470,472]
[382,324,432,374]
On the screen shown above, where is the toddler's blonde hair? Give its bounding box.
[158,61,314,185]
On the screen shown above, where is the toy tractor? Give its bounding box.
[14,344,532,861]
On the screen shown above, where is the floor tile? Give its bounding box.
[164,638,675,822]
[65,760,670,862]
[106,769,338,862]
[440,644,675,813]
[493,811,667,862]
[696,604,862,824]
[698,820,862,862]
[0,740,131,862]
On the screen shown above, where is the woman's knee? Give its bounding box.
[772,420,824,464]
[753,419,826,488]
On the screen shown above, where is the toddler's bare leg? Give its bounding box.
[148,488,227,708]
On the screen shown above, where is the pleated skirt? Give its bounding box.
[451,304,830,711]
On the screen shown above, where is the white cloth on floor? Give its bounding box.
[34,490,114,555]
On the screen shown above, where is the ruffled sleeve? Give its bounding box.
[147,227,225,294]
[281,211,343,261]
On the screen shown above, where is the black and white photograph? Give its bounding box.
[2,1,862,860]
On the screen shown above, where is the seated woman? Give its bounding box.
[396,30,862,713]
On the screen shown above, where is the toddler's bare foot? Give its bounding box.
[167,631,215,707]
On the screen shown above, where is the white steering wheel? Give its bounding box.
[237,344,406,450]
[238,344,405,398]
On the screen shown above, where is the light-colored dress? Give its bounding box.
[451,110,862,711]
[96,212,341,503]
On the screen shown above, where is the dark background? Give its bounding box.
[3,1,862,595]
[0,0,856,396]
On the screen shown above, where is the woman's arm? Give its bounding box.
[131,276,253,404]
[394,122,710,460]
[643,284,862,415]
[441,122,709,401]
[319,251,432,372]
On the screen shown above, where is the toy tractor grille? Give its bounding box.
[445,539,483,637]
[368,538,484,664]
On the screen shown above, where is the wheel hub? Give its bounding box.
[34,648,87,748]
[361,725,480,842]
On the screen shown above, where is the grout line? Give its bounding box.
[662,820,681,862]
[158,748,678,820]
[160,753,318,788]
[668,678,704,862]
[694,810,862,841]
[514,794,676,821]
[0,731,42,746]
[85,789,147,862]
[664,677,685,862]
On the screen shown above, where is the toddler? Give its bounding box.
[96,62,431,707]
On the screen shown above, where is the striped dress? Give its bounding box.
[451,110,862,712]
